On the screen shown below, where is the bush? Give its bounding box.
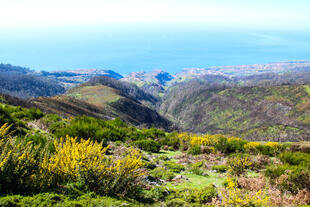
[227,154,252,175]
[279,152,310,166]
[25,130,49,148]
[142,160,157,169]
[164,161,185,173]
[166,198,186,207]
[265,164,292,180]
[212,165,227,173]
[158,155,169,161]
[0,106,28,136]
[289,142,310,153]
[276,167,310,194]
[0,123,11,139]
[54,116,128,145]
[40,136,144,196]
[215,137,247,154]
[188,145,201,155]
[159,133,180,150]
[40,114,62,129]
[265,164,310,194]
[48,121,67,133]
[134,140,161,153]
[28,108,44,120]
[182,185,217,204]
[150,167,175,181]
[128,128,166,141]
[250,154,270,171]
[0,136,46,193]
[244,141,261,154]
[144,186,170,201]
[256,142,284,156]
[0,193,133,206]
[189,161,205,175]
[222,177,269,207]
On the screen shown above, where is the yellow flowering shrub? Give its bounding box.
[40,135,144,196]
[227,155,252,176]
[0,123,11,139]
[264,142,279,150]
[189,134,220,147]
[227,137,244,143]
[244,142,261,154]
[0,135,40,193]
[190,136,210,146]
[222,177,270,207]
[41,136,110,182]
[177,132,191,142]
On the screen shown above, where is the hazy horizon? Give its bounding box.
[1,0,309,74]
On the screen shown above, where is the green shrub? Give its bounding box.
[279,152,310,166]
[166,198,186,207]
[150,168,175,181]
[142,160,157,169]
[134,140,161,153]
[212,165,227,173]
[190,168,204,176]
[189,161,205,175]
[128,128,166,141]
[54,116,104,141]
[48,121,67,133]
[144,186,170,201]
[59,182,86,198]
[188,145,201,155]
[0,105,28,136]
[0,193,133,207]
[181,185,217,204]
[265,164,292,180]
[214,137,247,154]
[256,142,285,156]
[25,130,49,148]
[54,116,128,145]
[158,155,169,161]
[265,164,310,194]
[28,108,44,120]
[40,114,62,128]
[164,161,185,173]
[159,133,180,150]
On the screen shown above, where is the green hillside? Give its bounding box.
[31,77,173,131]
[160,82,310,141]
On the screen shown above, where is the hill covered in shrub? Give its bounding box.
[0,101,310,206]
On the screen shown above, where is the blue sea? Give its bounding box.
[1,23,310,75]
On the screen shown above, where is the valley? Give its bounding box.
[1,60,310,206]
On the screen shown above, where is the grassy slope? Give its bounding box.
[32,84,173,130]
[67,85,122,108]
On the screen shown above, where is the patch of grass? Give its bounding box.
[0,193,138,207]
[153,150,182,161]
[165,171,225,190]
[304,85,310,96]
[67,85,121,107]
[247,171,260,178]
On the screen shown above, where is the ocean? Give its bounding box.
[1,23,310,75]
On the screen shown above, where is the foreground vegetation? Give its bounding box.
[0,102,310,206]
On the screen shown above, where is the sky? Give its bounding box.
[0,0,310,74]
[1,0,310,29]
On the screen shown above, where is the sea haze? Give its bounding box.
[1,23,310,74]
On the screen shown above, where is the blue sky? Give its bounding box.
[0,0,310,74]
